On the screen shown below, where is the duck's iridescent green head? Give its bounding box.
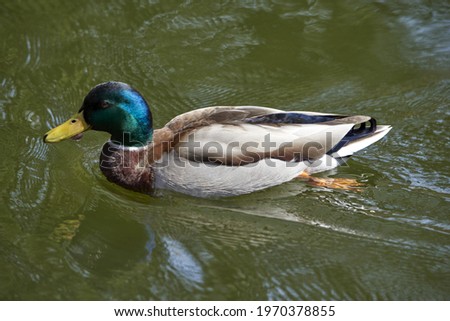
[44,82,153,147]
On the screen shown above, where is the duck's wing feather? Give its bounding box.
[159,106,373,165]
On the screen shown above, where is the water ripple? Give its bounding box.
[163,236,204,287]
[23,35,41,69]
[9,136,49,228]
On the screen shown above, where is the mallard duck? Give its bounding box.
[44,82,391,197]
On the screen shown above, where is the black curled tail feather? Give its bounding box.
[327,118,377,155]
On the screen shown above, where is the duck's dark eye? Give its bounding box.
[99,101,110,109]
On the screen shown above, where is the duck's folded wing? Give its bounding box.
[163,106,374,165]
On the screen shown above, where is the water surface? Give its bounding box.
[1,0,449,300]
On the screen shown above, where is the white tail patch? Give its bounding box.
[331,125,392,158]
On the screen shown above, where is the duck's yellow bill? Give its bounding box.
[43,112,90,143]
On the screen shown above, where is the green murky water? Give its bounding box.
[1,0,449,300]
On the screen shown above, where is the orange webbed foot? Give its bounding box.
[297,172,364,191]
